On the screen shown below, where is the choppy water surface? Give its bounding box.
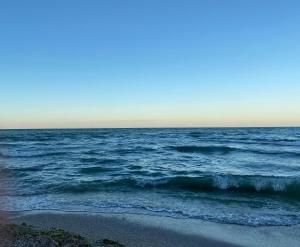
[0,128,300,226]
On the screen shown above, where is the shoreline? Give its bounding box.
[6,210,300,247]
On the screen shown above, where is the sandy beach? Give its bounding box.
[7,211,300,247]
[8,211,239,247]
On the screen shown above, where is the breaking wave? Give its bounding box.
[50,174,300,200]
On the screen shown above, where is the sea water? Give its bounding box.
[0,128,299,226]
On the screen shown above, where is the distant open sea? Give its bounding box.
[0,128,300,226]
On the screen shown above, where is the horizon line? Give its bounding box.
[1,126,299,131]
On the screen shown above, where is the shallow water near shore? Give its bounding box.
[1,128,300,227]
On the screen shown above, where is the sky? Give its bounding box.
[0,0,300,128]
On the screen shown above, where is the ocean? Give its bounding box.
[0,128,300,227]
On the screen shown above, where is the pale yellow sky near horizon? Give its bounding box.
[2,95,300,129]
[1,109,299,129]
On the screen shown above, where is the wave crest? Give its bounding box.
[169,145,235,154]
[49,174,300,200]
[169,145,300,157]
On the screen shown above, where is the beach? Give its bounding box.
[8,211,237,247]
[7,211,300,247]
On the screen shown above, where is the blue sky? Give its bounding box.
[0,0,299,128]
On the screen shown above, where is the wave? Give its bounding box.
[247,149,300,157]
[0,151,69,158]
[189,132,206,138]
[79,166,114,174]
[247,137,299,143]
[79,158,118,164]
[113,147,156,155]
[169,145,300,157]
[0,136,55,142]
[152,175,300,198]
[13,166,43,172]
[49,174,300,201]
[56,178,140,193]
[169,145,236,154]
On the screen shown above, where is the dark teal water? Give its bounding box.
[0,128,300,226]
